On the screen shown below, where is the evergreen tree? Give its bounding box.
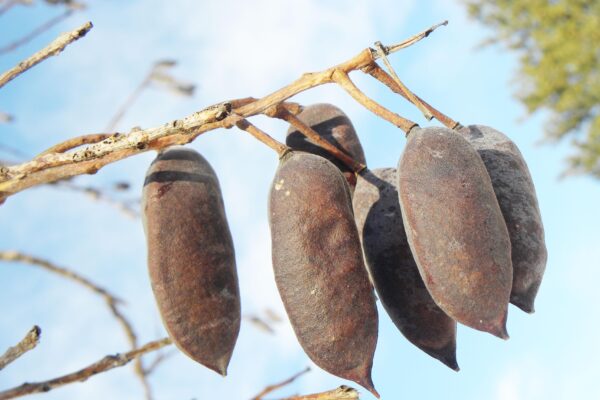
[467,0,600,177]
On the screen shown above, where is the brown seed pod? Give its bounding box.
[142,147,240,376]
[353,167,458,371]
[459,125,547,313]
[269,151,379,397]
[286,103,366,190]
[397,127,512,339]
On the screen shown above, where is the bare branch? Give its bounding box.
[385,19,448,53]
[332,70,417,134]
[0,251,123,303]
[0,21,92,89]
[0,326,41,371]
[280,385,360,400]
[0,10,73,56]
[105,59,196,133]
[0,338,172,400]
[37,133,113,157]
[233,116,289,157]
[373,41,432,120]
[267,105,365,172]
[252,367,311,400]
[363,62,461,129]
[104,76,152,133]
[0,0,20,16]
[44,0,85,10]
[0,20,446,202]
[143,348,177,376]
[51,181,139,219]
[245,315,276,335]
[0,252,150,397]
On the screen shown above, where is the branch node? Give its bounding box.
[373,41,433,120]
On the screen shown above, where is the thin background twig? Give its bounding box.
[251,367,310,400]
[0,252,154,399]
[0,338,171,400]
[0,326,41,371]
[0,21,92,89]
[0,9,73,55]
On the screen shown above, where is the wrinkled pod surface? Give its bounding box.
[286,103,366,192]
[397,127,512,339]
[142,147,240,375]
[269,151,379,397]
[459,125,547,313]
[353,167,458,370]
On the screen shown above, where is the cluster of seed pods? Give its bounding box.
[140,102,546,397]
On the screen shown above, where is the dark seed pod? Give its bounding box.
[269,151,379,397]
[458,125,547,313]
[286,103,366,190]
[353,167,458,371]
[142,147,240,376]
[397,127,512,339]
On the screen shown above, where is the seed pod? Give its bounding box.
[286,103,366,190]
[459,125,547,313]
[269,151,379,397]
[353,167,458,370]
[397,127,512,339]
[142,147,240,376]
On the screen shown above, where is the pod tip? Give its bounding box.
[356,374,380,399]
[490,311,510,340]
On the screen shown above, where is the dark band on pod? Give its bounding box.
[142,147,240,376]
[286,103,366,190]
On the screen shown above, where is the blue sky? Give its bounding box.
[1,1,599,399]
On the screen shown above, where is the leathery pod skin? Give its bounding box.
[269,151,379,397]
[397,126,512,339]
[353,168,458,371]
[286,103,366,191]
[459,125,547,313]
[142,147,240,376]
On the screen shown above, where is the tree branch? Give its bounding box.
[233,116,289,157]
[280,385,360,400]
[0,338,172,400]
[0,9,74,55]
[0,326,41,371]
[0,0,20,16]
[266,105,365,172]
[51,181,140,219]
[36,133,113,157]
[0,21,92,89]
[0,21,447,203]
[0,252,151,398]
[252,367,311,400]
[373,41,432,120]
[363,62,461,129]
[332,69,417,133]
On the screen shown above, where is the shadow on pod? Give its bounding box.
[142,147,240,376]
[286,103,366,191]
[354,167,458,371]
